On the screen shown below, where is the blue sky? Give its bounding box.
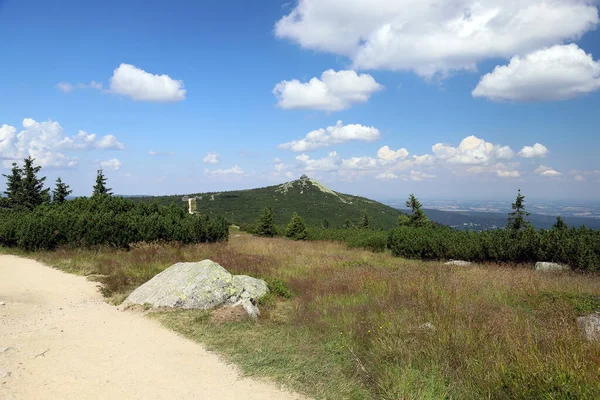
[1,0,599,202]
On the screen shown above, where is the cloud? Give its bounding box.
[376,171,399,180]
[109,64,186,102]
[202,152,220,164]
[432,136,514,165]
[275,0,599,78]
[569,169,600,182]
[274,163,285,172]
[56,81,103,93]
[279,121,381,152]
[100,158,122,171]
[377,145,409,161]
[473,44,600,101]
[534,165,561,177]
[205,165,245,176]
[410,171,437,182]
[59,131,125,151]
[296,152,341,172]
[273,69,383,111]
[148,150,176,156]
[0,118,124,168]
[519,143,548,158]
[496,170,521,178]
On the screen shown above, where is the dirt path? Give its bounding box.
[0,255,305,400]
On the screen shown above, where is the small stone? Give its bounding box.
[577,314,600,341]
[420,322,436,331]
[534,262,571,272]
[0,371,11,379]
[444,260,472,266]
[0,302,5,306]
[0,347,11,354]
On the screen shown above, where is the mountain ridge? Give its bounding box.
[135,176,403,229]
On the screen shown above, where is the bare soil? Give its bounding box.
[0,255,305,400]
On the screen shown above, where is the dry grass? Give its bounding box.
[29,234,600,399]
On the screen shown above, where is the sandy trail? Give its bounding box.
[0,255,305,400]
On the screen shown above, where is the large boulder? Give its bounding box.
[577,314,600,341]
[123,260,268,318]
[534,262,571,272]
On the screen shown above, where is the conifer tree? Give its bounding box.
[322,219,330,229]
[92,169,112,196]
[507,189,530,231]
[52,177,72,205]
[553,216,568,230]
[286,212,308,240]
[2,162,23,208]
[359,210,372,229]
[20,156,50,209]
[406,194,428,227]
[343,218,353,229]
[255,207,277,237]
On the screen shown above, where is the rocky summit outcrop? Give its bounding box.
[577,313,600,341]
[122,260,268,318]
[534,262,571,272]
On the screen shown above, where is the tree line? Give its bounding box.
[0,157,228,250]
[249,190,600,271]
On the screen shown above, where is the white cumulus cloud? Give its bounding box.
[109,64,186,102]
[205,165,245,176]
[376,171,399,180]
[519,143,548,158]
[279,121,381,152]
[377,145,409,161]
[473,44,600,101]
[202,152,220,164]
[432,136,514,165]
[275,0,599,78]
[535,165,562,177]
[0,118,124,168]
[100,158,122,171]
[273,69,383,111]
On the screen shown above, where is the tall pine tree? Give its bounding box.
[92,169,112,196]
[406,194,428,227]
[52,177,72,205]
[507,189,530,231]
[20,157,49,209]
[2,162,23,208]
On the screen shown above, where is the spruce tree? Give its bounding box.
[2,162,23,208]
[359,210,372,229]
[553,216,568,230]
[286,212,308,240]
[507,189,530,231]
[92,169,112,196]
[255,207,277,237]
[20,157,50,209]
[322,218,330,229]
[406,194,428,227]
[343,218,353,229]
[52,177,72,205]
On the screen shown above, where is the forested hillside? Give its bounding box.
[135,176,403,229]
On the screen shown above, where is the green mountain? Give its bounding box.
[135,175,403,229]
